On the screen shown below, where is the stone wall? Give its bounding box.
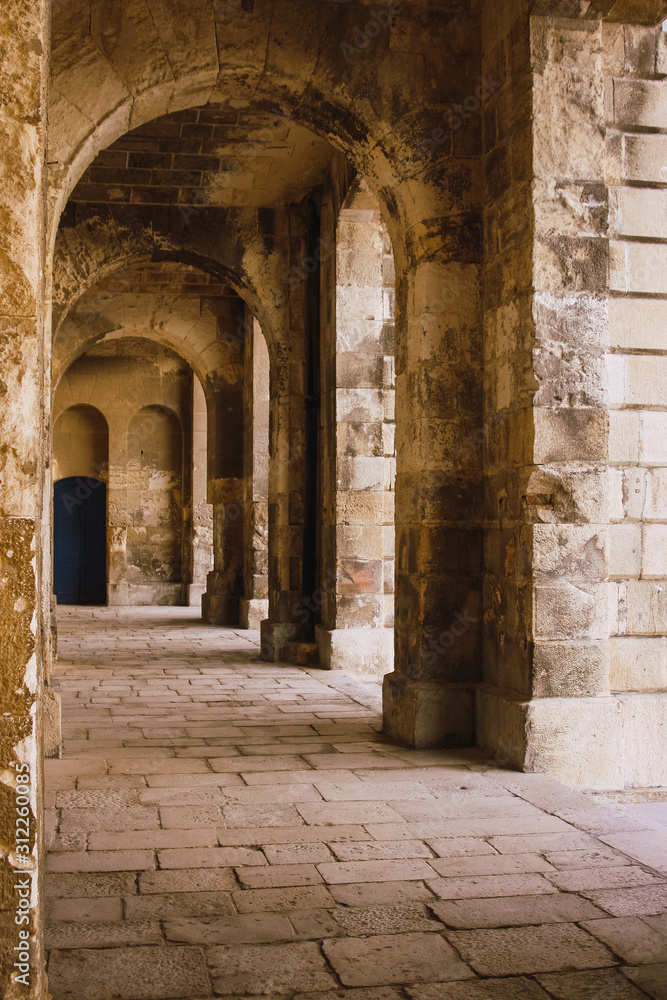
[606,22,667,787]
[53,341,211,606]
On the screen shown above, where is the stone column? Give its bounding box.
[383,253,484,748]
[202,299,246,625]
[476,7,628,788]
[316,182,394,680]
[260,206,313,662]
[189,375,213,607]
[0,1,49,996]
[240,314,269,630]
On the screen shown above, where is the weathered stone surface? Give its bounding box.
[323,933,474,987]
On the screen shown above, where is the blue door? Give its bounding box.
[54,477,107,605]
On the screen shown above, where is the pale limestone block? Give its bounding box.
[605,133,623,185]
[336,387,384,423]
[608,523,641,579]
[611,186,667,240]
[609,297,667,351]
[336,457,385,492]
[527,697,624,791]
[626,581,667,634]
[624,133,667,183]
[337,284,383,325]
[623,467,647,521]
[533,582,612,641]
[640,412,667,464]
[606,354,625,409]
[613,78,667,129]
[337,251,383,287]
[610,637,667,691]
[619,694,667,787]
[624,356,667,408]
[609,411,640,464]
[644,469,667,521]
[532,524,607,582]
[643,524,667,579]
[611,241,667,295]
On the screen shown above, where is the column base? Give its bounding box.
[475,684,625,790]
[382,676,475,748]
[316,626,393,681]
[201,594,239,626]
[260,620,309,661]
[239,598,269,630]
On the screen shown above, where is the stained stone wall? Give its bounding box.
[53,341,210,606]
[5,2,667,990]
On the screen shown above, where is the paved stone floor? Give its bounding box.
[46,607,667,1000]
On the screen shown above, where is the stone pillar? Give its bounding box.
[189,375,213,607]
[0,1,49,995]
[383,253,484,748]
[476,8,627,788]
[202,298,246,626]
[108,412,130,606]
[316,180,394,680]
[240,314,269,630]
[260,206,313,661]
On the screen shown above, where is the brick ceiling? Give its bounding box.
[70,105,337,211]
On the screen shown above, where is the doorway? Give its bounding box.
[54,477,107,605]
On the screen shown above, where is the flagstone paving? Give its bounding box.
[46,606,667,1000]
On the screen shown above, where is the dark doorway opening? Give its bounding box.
[54,477,107,605]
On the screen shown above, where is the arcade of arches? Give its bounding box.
[4,0,667,994]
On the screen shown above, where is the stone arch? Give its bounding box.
[47,0,475,267]
[51,205,284,349]
[52,403,110,483]
[49,0,488,746]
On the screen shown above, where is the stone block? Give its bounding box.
[624,133,667,184]
[239,598,268,631]
[533,582,612,641]
[533,524,607,583]
[610,637,667,691]
[609,410,640,463]
[316,626,393,681]
[533,640,610,697]
[609,297,667,351]
[643,524,667,579]
[626,581,667,634]
[619,693,667,787]
[47,946,210,1000]
[608,523,641,578]
[645,469,667,521]
[533,409,607,464]
[533,292,608,349]
[208,941,337,994]
[430,893,604,929]
[613,78,667,129]
[383,678,475,748]
[623,355,667,408]
[611,240,667,295]
[611,186,667,240]
[448,923,615,977]
[537,968,650,999]
[478,687,624,789]
[322,933,474,987]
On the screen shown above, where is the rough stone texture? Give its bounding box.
[40,607,667,1000]
[5,3,667,992]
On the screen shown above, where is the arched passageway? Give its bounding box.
[4,6,667,995]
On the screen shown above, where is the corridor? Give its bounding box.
[45,608,667,999]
